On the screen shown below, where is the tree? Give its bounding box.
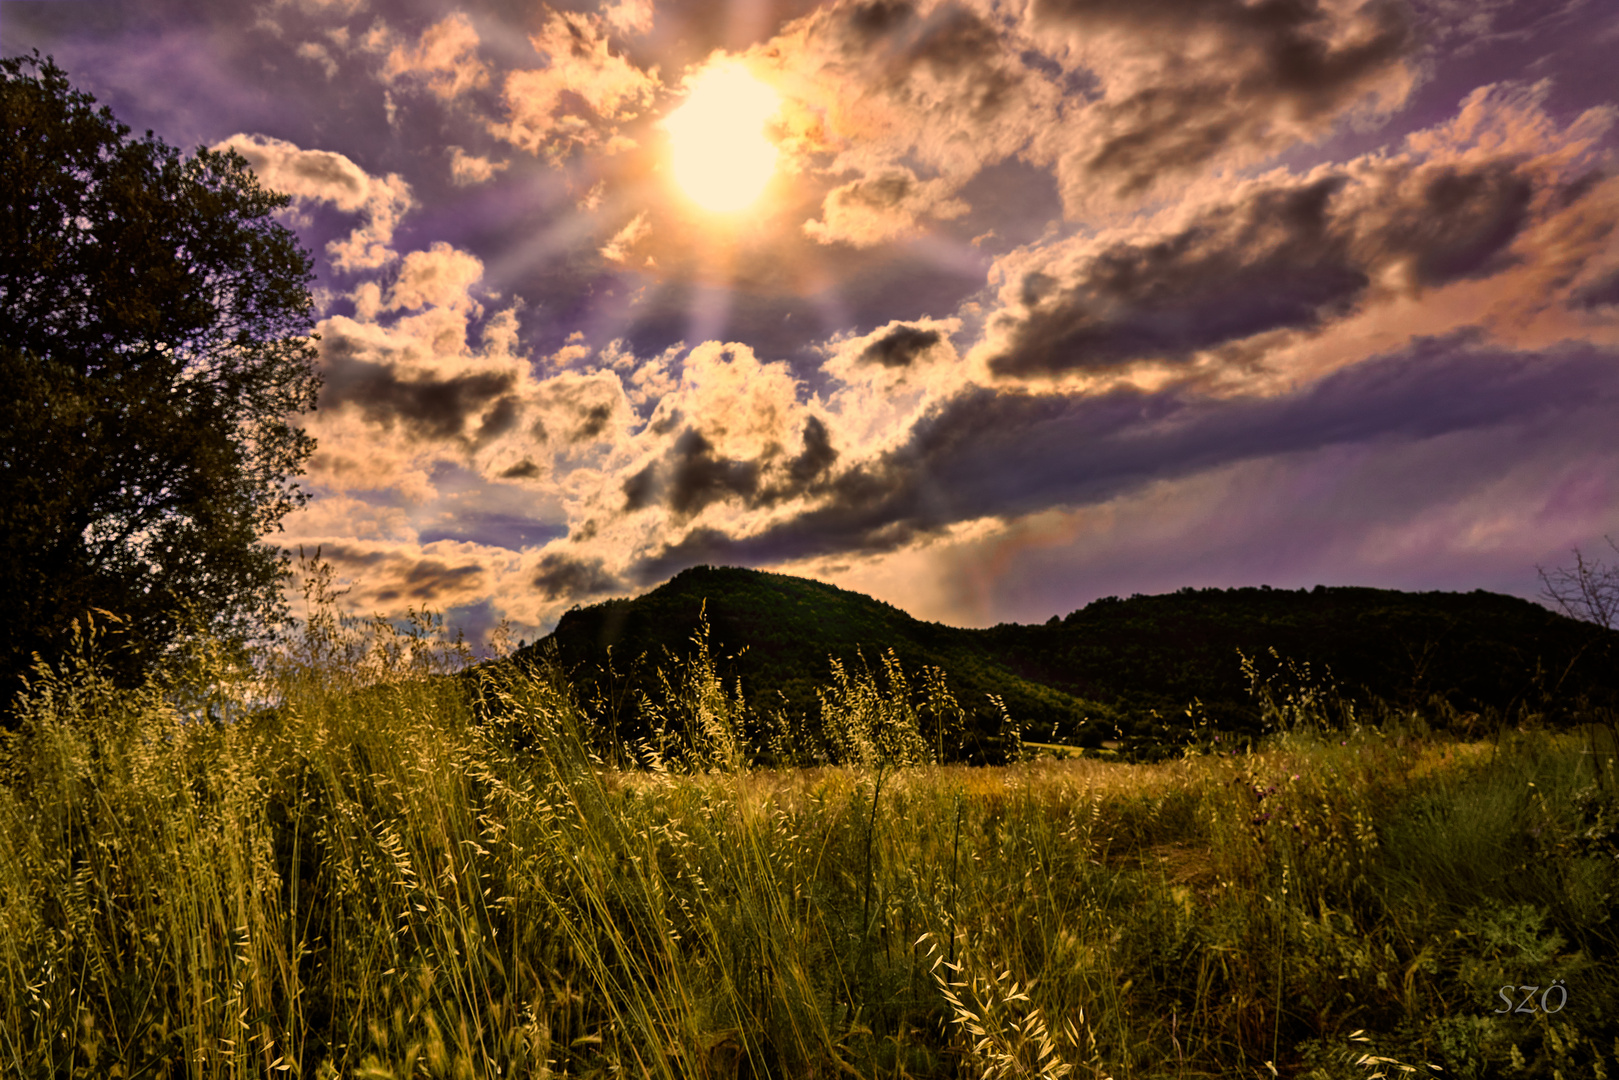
[1,53,320,709]
[1538,537,1619,631]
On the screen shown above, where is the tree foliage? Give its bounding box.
[0,53,320,706]
[524,565,1619,761]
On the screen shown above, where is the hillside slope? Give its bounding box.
[510,567,1618,759]
[526,566,1107,756]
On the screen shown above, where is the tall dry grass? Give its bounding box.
[0,596,1615,1078]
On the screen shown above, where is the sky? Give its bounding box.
[5,0,1619,643]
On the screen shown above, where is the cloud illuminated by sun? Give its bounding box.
[663,62,782,214]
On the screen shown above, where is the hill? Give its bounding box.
[510,567,1619,761]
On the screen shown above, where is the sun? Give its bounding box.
[663,64,782,214]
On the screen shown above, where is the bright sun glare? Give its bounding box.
[664,64,782,214]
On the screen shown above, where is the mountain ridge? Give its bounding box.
[510,566,1619,760]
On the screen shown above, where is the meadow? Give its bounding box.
[0,601,1615,1080]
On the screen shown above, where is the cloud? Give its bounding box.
[803,166,969,246]
[213,132,381,212]
[805,406,1619,627]
[603,0,656,36]
[299,242,529,496]
[525,370,638,452]
[758,0,1063,242]
[300,417,442,502]
[1025,0,1418,211]
[859,322,944,368]
[296,41,339,79]
[600,212,652,263]
[753,0,1417,240]
[305,250,642,508]
[653,342,808,462]
[974,144,1559,379]
[490,9,661,160]
[1573,268,1619,310]
[1409,0,1591,54]
[449,146,506,185]
[1405,80,1618,170]
[281,493,416,545]
[214,133,414,272]
[381,12,490,100]
[387,241,486,314]
[276,0,365,14]
[472,342,843,598]
[532,551,625,602]
[286,532,620,633]
[616,337,1619,577]
[319,330,518,443]
[300,540,502,611]
[616,431,838,519]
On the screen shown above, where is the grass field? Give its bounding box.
[1,611,1615,1079]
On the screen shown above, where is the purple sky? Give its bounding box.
[6,0,1619,641]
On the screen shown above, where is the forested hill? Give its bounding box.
[521,566,1102,748]
[985,585,1618,731]
[512,566,1619,754]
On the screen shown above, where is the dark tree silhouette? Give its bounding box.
[1,54,320,709]
[1538,538,1619,631]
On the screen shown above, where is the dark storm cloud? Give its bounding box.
[666,430,762,516]
[622,463,659,512]
[1572,269,1619,310]
[1357,161,1535,286]
[627,338,1619,574]
[986,157,1541,377]
[860,324,942,368]
[532,552,622,601]
[500,460,542,479]
[371,558,487,604]
[621,417,841,517]
[620,431,764,518]
[786,415,839,484]
[315,543,395,570]
[1032,0,1414,199]
[784,0,1063,243]
[332,363,515,441]
[532,373,634,446]
[844,0,915,42]
[992,177,1363,376]
[575,402,614,443]
[629,527,765,585]
[319,332,516,441]
[880,1,1022,121]
[475,395,523,444]
[1028,0,1412,107]
[825,0,1014,99]
[317,543,490,604]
